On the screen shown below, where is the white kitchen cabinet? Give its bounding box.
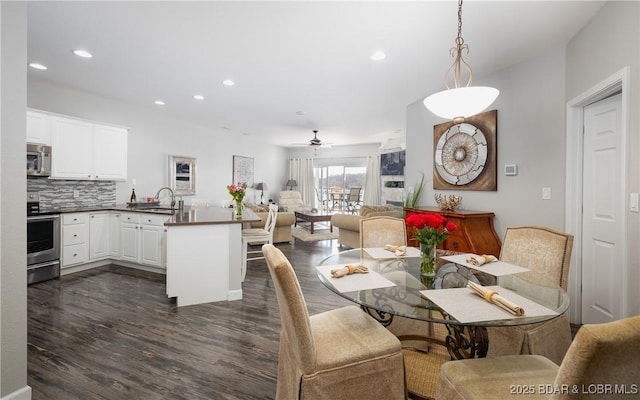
[89,212,110,260]
[120,213,167,268]
[26,110,51,145]
[93,125,128,180]
[49,115,128,181]
[61,213,89,267]
[109,212,122,259]
[51,117,94,179]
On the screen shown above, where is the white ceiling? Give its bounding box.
[27,1,605,148]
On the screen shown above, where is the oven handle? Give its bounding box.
[27,214,60,221]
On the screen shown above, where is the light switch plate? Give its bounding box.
[542,187,551,200]
[504,164,518,176]
[631,193,639,212]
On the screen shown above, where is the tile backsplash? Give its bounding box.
[27,178,116,211]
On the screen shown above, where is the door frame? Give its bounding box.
[565,67,630,324]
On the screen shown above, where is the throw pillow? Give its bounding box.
[246,203,269,213]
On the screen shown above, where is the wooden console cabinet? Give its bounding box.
[404,207,502,256]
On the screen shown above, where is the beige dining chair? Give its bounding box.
[359,216,407,250]
[240,204,277,282]
[261,244,407,400]
[487,226,574,365]
[359,216,448,399]
[436,315,640,400]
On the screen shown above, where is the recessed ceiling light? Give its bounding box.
[296,111,307,116]
[222,79,235,87]
[370,51,387,61]
[29,63,48,70]
[73,49,93,58]
[154,100,165,106]
[193,94,204,100]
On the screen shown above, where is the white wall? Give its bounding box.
[1,2,30,398]
[406,47,568,238]
[287,142,381,161]
[27,78,289,207]
[565,1,640,317]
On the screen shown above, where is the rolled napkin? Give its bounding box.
[384,244,407,256]
[467,281,525,316]
[466,254,498,266]
[330,264,369,278]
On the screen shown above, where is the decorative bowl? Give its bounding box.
[434,194,462,211]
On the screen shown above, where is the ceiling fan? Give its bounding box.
[309,130,322,146]
[292,130,332,148]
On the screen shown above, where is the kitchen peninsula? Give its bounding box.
[164,207,260,307]
[53,203,259,307]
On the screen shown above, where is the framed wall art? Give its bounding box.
[433,109,497,191]
[232,155,254,187]
[169,155,196,195]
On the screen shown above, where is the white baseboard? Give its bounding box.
[2,385,31,400]
[228,289,243,301]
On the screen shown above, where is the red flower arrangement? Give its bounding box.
[406,212,457,276]
[405,212,457,248]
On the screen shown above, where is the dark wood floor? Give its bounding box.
[28,238,351,400]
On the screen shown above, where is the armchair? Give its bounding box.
[278,190,312,212]
[436,315,640,400]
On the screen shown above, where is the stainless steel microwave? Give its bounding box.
[27,143,52,177]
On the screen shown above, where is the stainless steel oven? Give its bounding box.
[27,192,60,285]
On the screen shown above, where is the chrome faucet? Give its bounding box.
[154,187,176,208]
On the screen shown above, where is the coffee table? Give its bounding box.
[294,210,333,234]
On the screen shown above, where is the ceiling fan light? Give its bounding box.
[423,86,499,121]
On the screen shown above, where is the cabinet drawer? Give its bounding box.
[139,214,168,226]
[63,224,87,245]
[443,236,471,253]
[62,243,88,266]
[121,213,140,224]
[63,213,89,225]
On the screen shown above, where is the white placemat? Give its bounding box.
[317,264,396,293]
[420,285,558,323]
[440,254,531,276]
[364,246,421,259]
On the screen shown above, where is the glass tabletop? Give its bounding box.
[317,248,570,327]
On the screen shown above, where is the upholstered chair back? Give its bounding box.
[552,315,640,399]
[500,226,574,290]
[360,216,407,249]
[262,244,316,374]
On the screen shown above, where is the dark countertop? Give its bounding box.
[39,204,261,226]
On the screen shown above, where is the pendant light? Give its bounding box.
[423,0,499,123]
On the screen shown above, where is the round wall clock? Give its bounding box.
[434,122,488,186]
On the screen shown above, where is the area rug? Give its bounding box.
[291,225,339,242]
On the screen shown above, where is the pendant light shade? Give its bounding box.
[424,0,499,122]
[424,86,499,122]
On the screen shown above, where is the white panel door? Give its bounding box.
[581,93,624,324]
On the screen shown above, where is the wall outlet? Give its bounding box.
[73,190,80,198]
[542,187,551,200]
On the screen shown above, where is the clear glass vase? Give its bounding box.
[419,242,436,277]
[235,200,243,218]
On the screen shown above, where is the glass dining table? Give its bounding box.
[317,248,570,359]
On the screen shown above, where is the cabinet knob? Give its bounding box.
[452,241,459,249]
[73,253,77,257]
[91,215,95,218]
[87,175,91,178]
[73,234,78,237]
